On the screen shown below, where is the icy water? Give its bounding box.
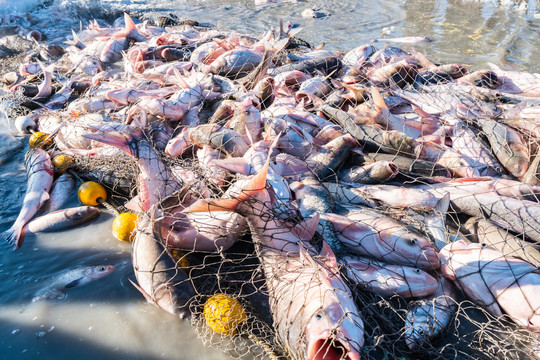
[0,0,539,359]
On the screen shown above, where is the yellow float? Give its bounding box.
[203,293,247,335]
[29,131,53,149]
[112,212,139,242]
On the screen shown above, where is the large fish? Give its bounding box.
[2,149,54,249]
[131,214,196,319]
[183,161,364,360]
[324,208,440,270]
[439,240,540,331]
[33,265,115,301]
[475,118,529,178]
[463,217,540,268]
[38,172,76,214]
[290,177,348,255]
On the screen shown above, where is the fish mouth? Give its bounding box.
[307,336,360,360]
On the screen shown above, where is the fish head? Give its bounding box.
[403,306,434,350]
[89,265,115,280]
[367,161,399,182]
[385,130,417,155]
[65,206,101,222]
[304,302,363,360]
[393,229,440,270]
[399,266,439,297]
[82,129,142,157]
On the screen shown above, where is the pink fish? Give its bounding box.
[440,240,540,330]
[323,209,440,269]
[340,255,438,298]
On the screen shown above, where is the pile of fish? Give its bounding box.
[2,12,540,360]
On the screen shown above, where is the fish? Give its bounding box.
[404,277,458,350]
[351,184,441,211]
[463,217,540,267]
[22,206,100,238]
[367,152,451,178]
[39,172,76,214]
[33,265,115,301]
[439,240,540,331]
[475,118,529,178]
[131,214,196,319]
[324,208,440,269]
[1,149,54,249]
[339,161,399,184]
[340,255,438,298]
[373,36,432,44]
[319,105,420,158]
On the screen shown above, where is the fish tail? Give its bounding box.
[1,224,23,249]
[183,159,270,214]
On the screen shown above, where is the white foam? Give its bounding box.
[0,0,44,13]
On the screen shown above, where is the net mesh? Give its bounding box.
[2,13,540,360]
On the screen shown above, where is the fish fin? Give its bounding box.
[371,87,388,111]
[64,278,83,288]
[291,213,320,241]
[125,195,144,212]
[323,212,370,236]
[211,158,252,175]
[299,243,318,267]
[182,198,241,213]
[114,13,137,38]
[39,191,50,208]
[287,27,303,38]
[411,104,437,120]
[129,279,154,303]
[173,68,190,89]
[274,37,290,53]
[184,158,270,213]
[436,193,450,214]
[320,240,340,273]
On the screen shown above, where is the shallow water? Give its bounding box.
[0,0,539,359]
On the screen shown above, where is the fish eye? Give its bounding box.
[409,239,417,245]
[481,243,487,247]
[100,266,106,271]
[414,268,421,273]
[314,312,323,320]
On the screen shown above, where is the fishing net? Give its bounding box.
[3,12,540,360]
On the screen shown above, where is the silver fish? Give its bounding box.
[404,277,458,350]
[33,265,115,301]
[1,149,54,249]
[39,172,76,214]
[23,206,100,237]
[131,214,196,319]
